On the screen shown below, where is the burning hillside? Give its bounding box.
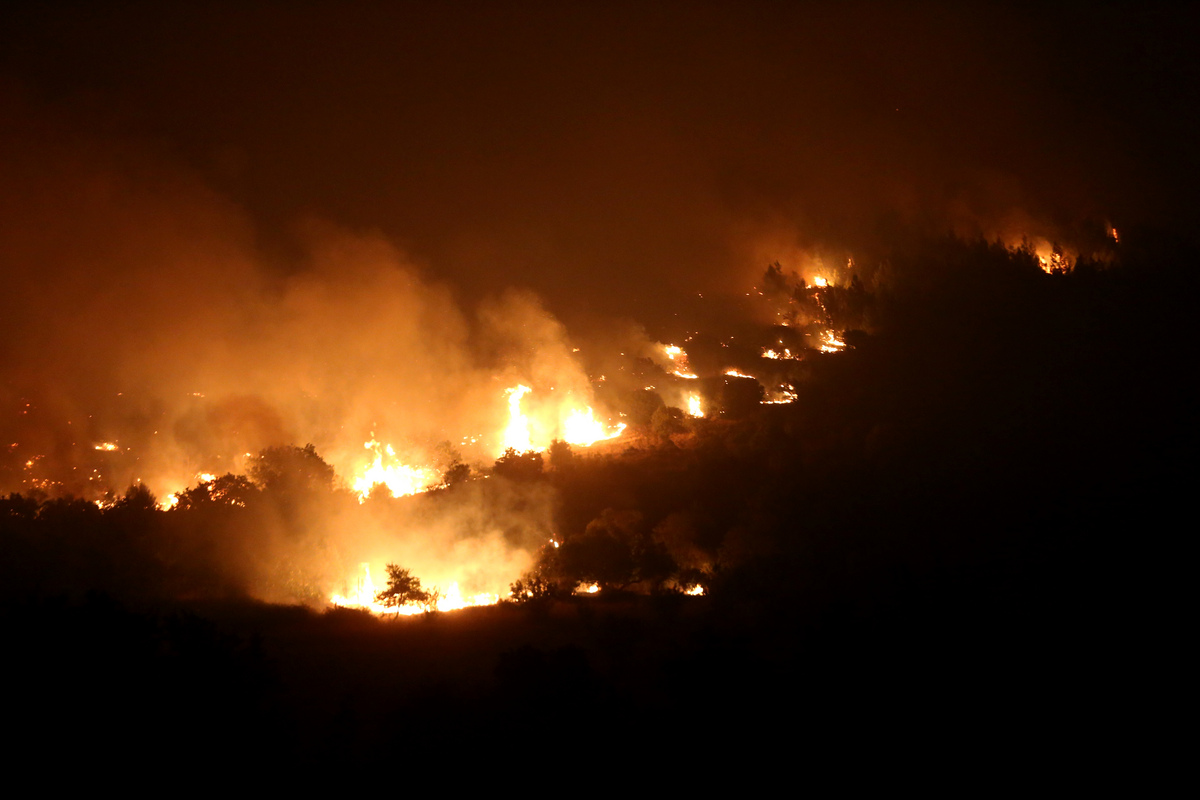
[3,222,1166,618]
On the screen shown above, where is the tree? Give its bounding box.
[509,570,558,602]
[374,564,439,611]
[441,461,471,488]
[650,405,686,440]
[547,439,574,470]
[492,447,544,481]
[248,444,335,495]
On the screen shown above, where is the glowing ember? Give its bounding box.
[687,393,704,418]
[352,439,441,502]
[762,384,798,404]
[663,344,699,379]
[818,330,847,353]
[762,347,801,360]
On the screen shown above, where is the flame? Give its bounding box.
[687,393,704,418]
[331,563,500,615]
[684,585,705,596]
[724,368,756,379]
[352,439,441,502]
[94,442,119,452]
[813,276,829,288]
[502,384,625,453]
[576,582,600,594]
[762,347,801,360]
[663,343,699,379]
[562,407,626,447]
[502,385,534,452]
[818,329,846,353]
[762,384,798,404]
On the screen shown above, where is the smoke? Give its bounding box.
[0,93,592,602]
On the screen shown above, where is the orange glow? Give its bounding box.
[663,343,699,379]
[331,562,501,615]
[501,384,625,454]
[687,393,704,418]
[818,330,846,353]
[503,385,534,452]
[562,407,626,447]
[352,439,441,502]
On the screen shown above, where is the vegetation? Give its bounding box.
[374,564,440,611]
[0,234,1189,769]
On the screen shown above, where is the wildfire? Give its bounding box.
[352,439,441,502]
[762,384,798,404]
[94,442,120,452]
[663,344,699,379]
[503,385,534,452]
[502,384,624,453]
[687,393,704,418]
[762,347,801,360]
[562,407,626,447]
[331,563,500,615]
[818,330,846,353]
[724,368,756,379]
[813,276,829,288]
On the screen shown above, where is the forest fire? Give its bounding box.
[502,384,624,454]
[0,1,1185,768]
[818,330,847,353]
[331,563,501,615]
[562,407,626,447]
[663,344,699,379]
[352,439,441,502]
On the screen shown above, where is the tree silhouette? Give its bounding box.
[493,448,544,481]
[248,444,335,495]
[375,564,439,611]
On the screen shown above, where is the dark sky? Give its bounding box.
[2,1,1196,322]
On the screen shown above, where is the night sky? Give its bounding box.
[4,2,1194,323]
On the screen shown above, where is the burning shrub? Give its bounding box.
[374,564,440,612]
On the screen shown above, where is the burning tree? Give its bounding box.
[374,564,440,612]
